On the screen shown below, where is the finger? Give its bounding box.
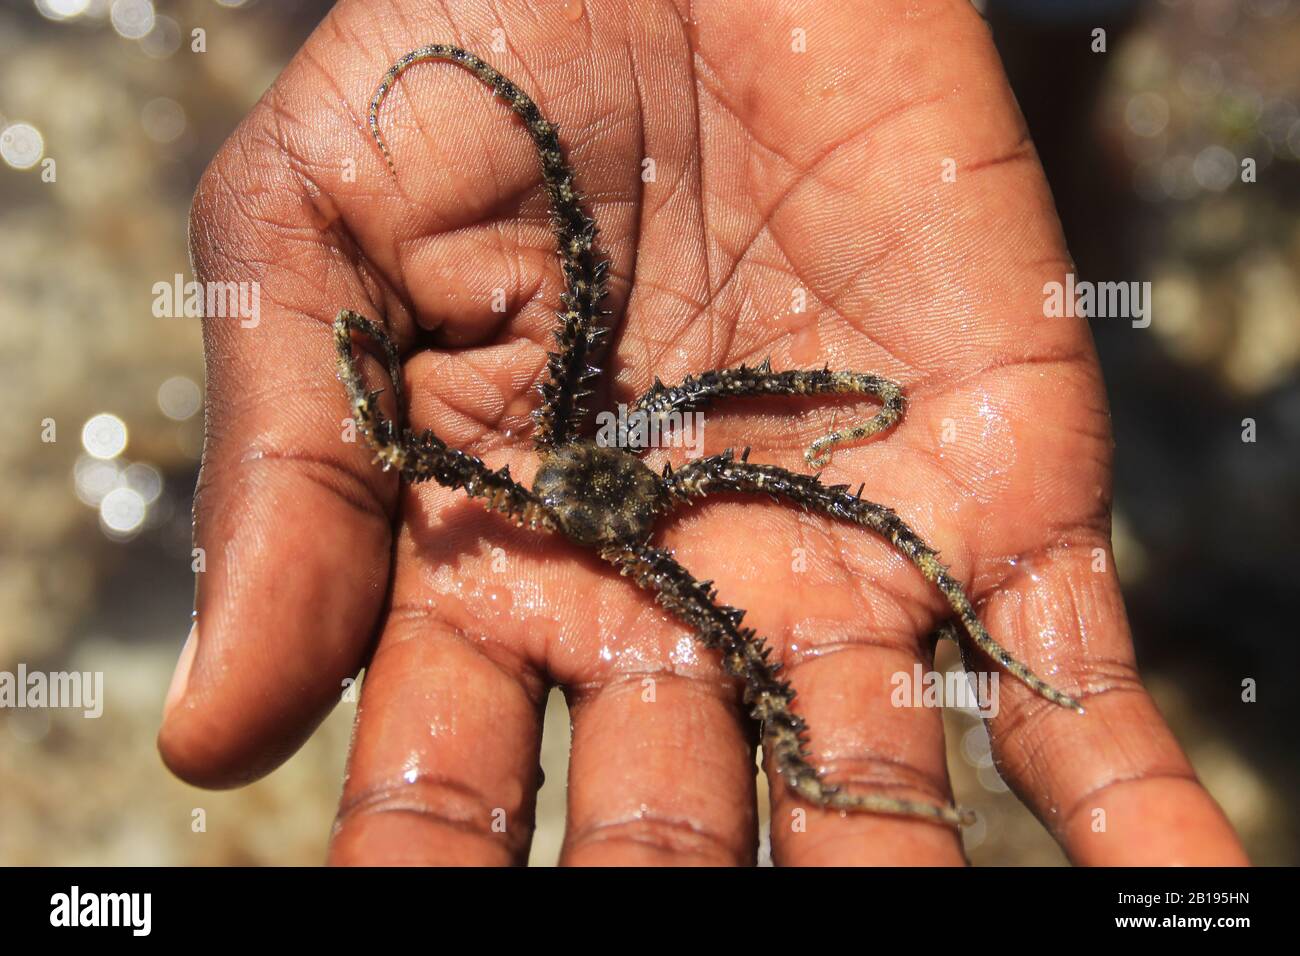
[327,619,545,866]
[559,546,759,868]
[980,539,1249,865]
[765,613,966,866]
[635,503,966,867]
[157,115,405,787]
[329,486,550,866]
[559,615,758,866]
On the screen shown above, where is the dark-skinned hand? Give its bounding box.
[159,0,1248,866]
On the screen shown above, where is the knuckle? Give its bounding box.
[333,775,526,863]
[810,748,952,805]
[565,811,742,864]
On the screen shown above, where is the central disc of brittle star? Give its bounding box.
[532,443,667,547]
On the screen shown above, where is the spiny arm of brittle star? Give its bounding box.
[663,450,1085,713]
[333,310,555,531]
[600,541,971,827]
[629,361,904,469]
[367,44,610,449]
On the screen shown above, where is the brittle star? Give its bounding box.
[334,44,1083,828]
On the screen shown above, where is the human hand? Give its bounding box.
[159,0,1247,866]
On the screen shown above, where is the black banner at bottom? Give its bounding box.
[0,865,1279,940]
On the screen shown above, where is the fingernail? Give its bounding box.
[164,621,198,719]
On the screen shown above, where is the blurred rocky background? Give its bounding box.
[0,0,1295,865]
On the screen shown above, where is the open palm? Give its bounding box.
[159,0,1246,866]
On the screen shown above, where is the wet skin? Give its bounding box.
[159,0,1248,866]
